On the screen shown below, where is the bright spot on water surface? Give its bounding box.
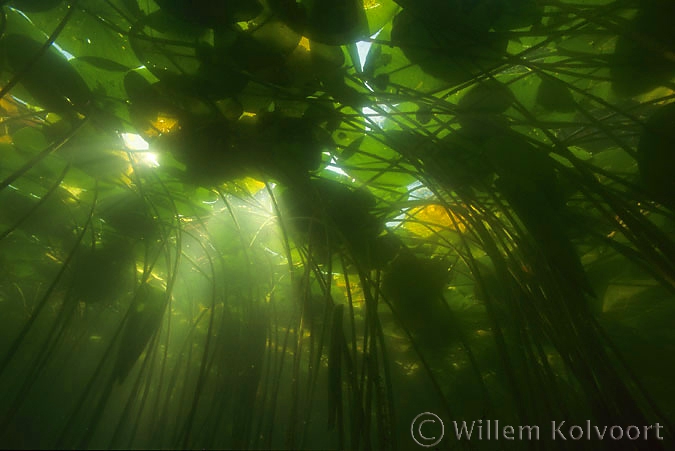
[120,133,160,167]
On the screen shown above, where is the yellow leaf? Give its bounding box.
[241,176,266,194]
[145,113,180,137]
[298,36,311,51]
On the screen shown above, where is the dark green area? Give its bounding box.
[0,0,674,449]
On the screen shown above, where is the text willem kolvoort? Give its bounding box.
[449,419,664,441]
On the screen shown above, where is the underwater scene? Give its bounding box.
[0,0,674,449]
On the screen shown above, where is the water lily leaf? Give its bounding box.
[364,0,398,36]
[457,80,514,114]
[340,135,365,160]
[492,0,541,31]
[536,76,576,112]
[9,0,62,13]
[98,189,159,240]
[390,9,507,85]
[11,126,49,152]
[610,1,675,97]
[415,106,432,124]
[154,0,262,27]
[128,11,203,82]
[304,0,369,46]
[637,102,675,208]
[3,34,93,117]
[76,56,132,72]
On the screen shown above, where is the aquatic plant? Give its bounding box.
[0,0,674,449]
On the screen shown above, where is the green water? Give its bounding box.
[0,0,674,449]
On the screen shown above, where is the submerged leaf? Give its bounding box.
[70,239,135,306]
[637,102,675,208]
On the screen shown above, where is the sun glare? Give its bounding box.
[120,133,160,167]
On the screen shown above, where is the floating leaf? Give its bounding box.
[492,0,542,31]
[610,1,675,97]
[9,0,62,13]
[76,56,132,72]
[3,34,93,117]
[127,11,203,82]
[536,76,576,112]
[415,106,432,124]
[340,135,365,160]
[457,80,514,114]
[390,9,507,85]
[304,0,369,46]
[154,0,262,27]
[11,125,48,152]
[405,203,467,237]
[637,102,675,208]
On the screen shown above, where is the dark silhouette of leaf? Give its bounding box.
[536,76,576,112]
[637,102,675,209]
[382,249,454,349]
[415,106,432,124]
[304,0,369,46]
[457,79,514,114]
[492,0,541,31]
[391,9,507,84]
[154,0,262,27]
[70,240,135,306]
[280,178,382,261]
[485,133,594,296]
[9,0,62,13]
[610,1,675,97]
[3,34,92,117]
[340,135,365,160]
[76,56,131,72]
